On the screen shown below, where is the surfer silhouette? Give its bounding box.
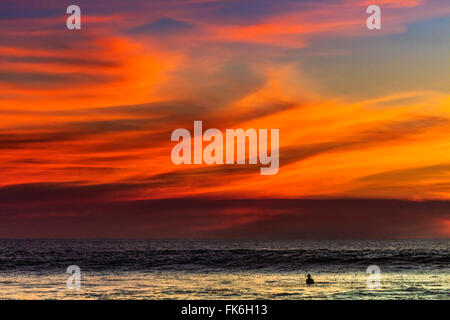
[306,274,315,285]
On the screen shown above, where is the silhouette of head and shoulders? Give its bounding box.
[306,273,315,285]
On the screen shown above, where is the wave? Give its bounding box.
[0,240,448,273]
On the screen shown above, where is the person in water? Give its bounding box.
[306,274,315,284]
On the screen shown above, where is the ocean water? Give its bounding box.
[0,239,448,299]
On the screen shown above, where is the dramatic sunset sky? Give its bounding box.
[0,0,449,238]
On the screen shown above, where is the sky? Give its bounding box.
[0,0,449,238]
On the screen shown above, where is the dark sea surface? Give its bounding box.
[0,239,448,299]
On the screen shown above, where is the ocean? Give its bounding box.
[0,239,448,299]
